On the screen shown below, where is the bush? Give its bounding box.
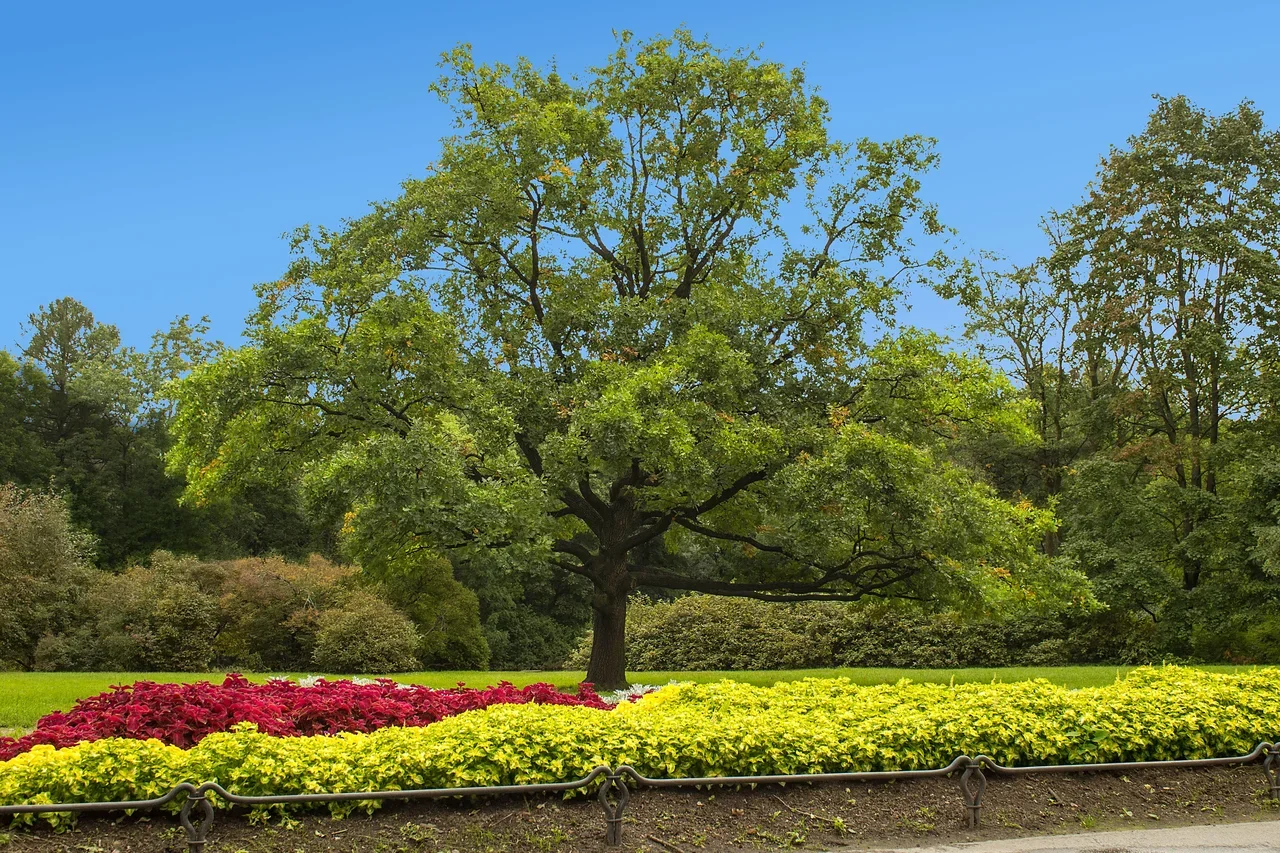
[2,667,1277,826]
[0,485,95,671]
[564,596,823,670]
[205,554,354,670]
[39,552,436,673]
[566,595,1156,670]
[468,559,593,671]
[485,607,589,670]
[311,592,422,673]
[0,675,609,760]
[367,550,490,669]
[59,551,220,671]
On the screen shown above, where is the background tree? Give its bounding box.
[171,32,1076,688]
[15,299,215,563]
[944,257,1111,554]
[953,95,1280,659]
[0,352,53,485]
[0,298,327,566]
[1049,95,1280,594]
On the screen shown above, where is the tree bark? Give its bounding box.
[584,560,631,691]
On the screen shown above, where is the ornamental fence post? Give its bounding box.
[597,768,630,846]
[958,756,987,827]
[178,788,214,853]
[1265,744,1280,801]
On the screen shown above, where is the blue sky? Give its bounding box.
[2,0,1277,351]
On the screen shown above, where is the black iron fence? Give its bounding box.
[1,743,1277,850]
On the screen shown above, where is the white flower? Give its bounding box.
[599,680,688,705]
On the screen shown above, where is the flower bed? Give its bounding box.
[2,667,1278,827]
[0,675,609,760]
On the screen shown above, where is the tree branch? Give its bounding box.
[628,567,869,602]
[552,538,595,562]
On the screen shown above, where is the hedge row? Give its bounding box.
[565,595,1153,670]
[2,667,1277,827]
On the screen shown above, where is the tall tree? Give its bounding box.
[171,32,1074,688]
[1049,95,1280,593]
[7,299,246,564]
[0,352,54,485]
[944,249,1134,557]
[20,297,120,469]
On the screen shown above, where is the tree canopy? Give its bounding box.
[952,95,1280,658]
[6,51,1279,679]
[169,32,1076,687]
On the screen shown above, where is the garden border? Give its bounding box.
[1,744,1277,850]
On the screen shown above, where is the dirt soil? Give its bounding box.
[1,766,1277,853]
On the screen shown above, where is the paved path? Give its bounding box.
[870,820,1279,852]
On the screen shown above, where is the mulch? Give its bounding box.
[2,765,1278,852]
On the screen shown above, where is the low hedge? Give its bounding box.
[2,667,1277,826]
[565,595,1154,670]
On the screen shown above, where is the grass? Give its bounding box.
[0,664,1261,731]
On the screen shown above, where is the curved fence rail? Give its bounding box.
[2,744,1277,849]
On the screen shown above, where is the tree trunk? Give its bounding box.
[584,563,630,691]
[1181,515,1201,591]
[1182,563,1201,591]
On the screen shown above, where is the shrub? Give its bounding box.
[367,550,490,669]
[564,595,824,670]
[2,667,1277,826]
[0,675,611,761]
[566,595,1155,670]
[486,607,588,670]
[34,550,489,674]
[205,554,353,670]
[37,552,348,673]
[0,485,95,671]
[468,558,594,671]
[311,592,423,673]
[62,551,220,671]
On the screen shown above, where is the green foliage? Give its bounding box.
[362,549,490,669]
[0,354,54,486]
[569,595,816,670]
[204,555,354,670]
[1049,96,1280,594]
[2,667,1277,827]
[484,608,583,670]
[0,297,331,571]
[943,95,1280,661]
[566,595,1152,670]
[0,486,95,671]
[169,30,1080,687]
[57,552,221,672]
[310,591,422,674]
[12,546,484,674]
[477,564,592,671]
[13,300,218,566]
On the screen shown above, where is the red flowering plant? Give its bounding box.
[0,676,610,760]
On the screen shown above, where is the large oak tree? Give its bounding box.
[170,32,1073,688]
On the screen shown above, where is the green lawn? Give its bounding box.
[0,665,1261,732]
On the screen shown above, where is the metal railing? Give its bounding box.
[2,743,1277,850]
